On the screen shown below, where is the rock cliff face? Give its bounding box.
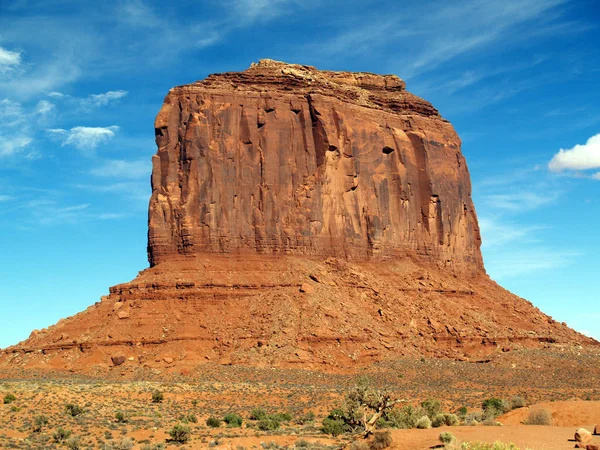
[0,61,595,374]
[148,60,482,272]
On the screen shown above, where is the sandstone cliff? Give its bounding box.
[0,61,594,374]
[148,60,482,272]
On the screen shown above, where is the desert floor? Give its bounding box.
[1,347,599,449]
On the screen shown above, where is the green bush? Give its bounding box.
[64,403,84,417]
[32,414,49,432]
[457,406,468,417]
[224,412,243,427]
[295,411,316,425]
[206,416,221,428]
[432,413,446,428]
[258,415,282,431]
[481,398,509,419]
[380,405,426,429]
[53,427,72,443]
[510,396,526,409]
[370,431,392,449]
[439,431,456,444]
[275,412,292,422]
[3,393,16,404]
[65,436,81,450]
[524,408,552,425]
[115,411,128,423]
[250,407,267,420]
[180,413,197,423]
[460,442,520,450]
[168,423,191,443]
[421,399,441,419]
[321,417,346,437]
[415,416,432,429]
[151,390,163,403]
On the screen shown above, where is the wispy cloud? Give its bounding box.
[47,126,119,154]
[0,135,32,157]
[89,159,149,179]
[548,133,600,172]
[26,201,128,225]
[81,90,128,108]
[483,190,560,212]
[0,45,21,72]
[479,217,546,249]
[485,247,581,280]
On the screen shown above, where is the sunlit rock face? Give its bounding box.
[148,59,483,273]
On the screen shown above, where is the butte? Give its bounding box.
[1,60,595,373]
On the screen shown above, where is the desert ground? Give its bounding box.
[1,346,599,450]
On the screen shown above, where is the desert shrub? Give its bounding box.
[415,415,432,429]
[510,396,526,409]
[295,411,316,425]
[295,439,311,448]
[206,416,221,428]
[321,417,346,437]
[275,412,293,422]
[168,423,191,443]
[32,414,49,432]
[457,406,468,417]
[524,408,552,425]
[380,404,426,429]
[3,393,16,404]
[481,398,509,419]
[65,436,81,450]
[350,441,370,450]
[464,411,482,425]
[65,403,84,417]
[224,412,243,427]
[439,431,456,444]
[151,390,163,403]
[432,413,446,428]
[53,427,72,442]
[258,415,282,431]
[180,413,197,423]
[460,442,520,450]
[250,407,268,420]
[421,399,441,419]
[115,438,135,450]
[115,411,128,423]
[444,413,460,426]
[370,431,392,449]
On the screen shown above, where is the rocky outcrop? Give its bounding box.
[148,59,482,272]
[0,61,595,374]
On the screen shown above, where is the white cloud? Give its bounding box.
[89,159,149,179]
[484,247,580,280]
[483,190,559,212]
[479,217,545,249]
[83,90,128,108]
[0,135,33,157]
[0,194,12,202]
[47,126,119,152]
[0,98,26,126]
[548,133,600,172]
[34,100,55,116]
[0,45,21,70]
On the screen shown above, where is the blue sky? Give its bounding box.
[1,0,599,348]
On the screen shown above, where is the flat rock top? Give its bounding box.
[172,59,441,118]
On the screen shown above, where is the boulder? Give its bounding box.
[575,428,592,444]
[111,355,126,366]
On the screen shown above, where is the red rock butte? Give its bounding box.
[1,60,595,373]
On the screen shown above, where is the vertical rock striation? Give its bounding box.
[148,60,482,272]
